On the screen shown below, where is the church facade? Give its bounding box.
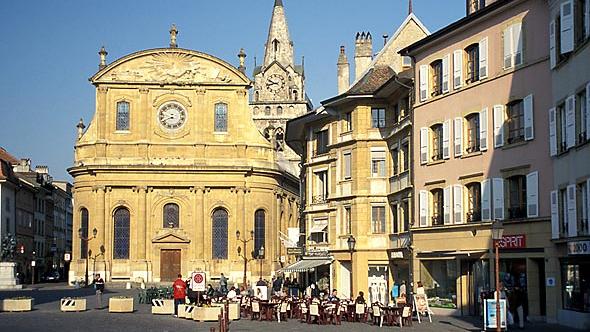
[69,7,301,283]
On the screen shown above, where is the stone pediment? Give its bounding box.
[152,231,191,244]
[91,48,250,86]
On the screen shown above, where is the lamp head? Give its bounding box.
[92,228,98,237]
[236,230,241,240]
[347,235,356,252]
[491,219,504,240]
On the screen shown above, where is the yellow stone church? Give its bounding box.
[69,6,302,283]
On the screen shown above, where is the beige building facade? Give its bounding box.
[402,0,555,319]
[69,36,299,284]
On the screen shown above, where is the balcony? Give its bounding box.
[465,145,480,154]
[507,205,526,220]
[389,170,410,194]
[466,210,481,223]
[389,233,411,249]
[431,214,444,226]
[431,153,443,162]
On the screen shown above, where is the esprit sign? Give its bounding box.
[496,234,526,249]
[567,241,590,255]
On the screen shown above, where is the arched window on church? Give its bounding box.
[277,106,283,115]
[273,39,280,53]
[163,203,179,228]
[116,101,130,131]
[254,209,265,257]
[214,103,228,132]
[263,127,271,141]
[254,91,260,102]
[113,207,130,259]
[265,106,271,116]
[80,208,89,259]
[212,208,228,259]
[292,90,298,101]
[275,128,285,151]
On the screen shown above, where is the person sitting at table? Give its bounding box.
[355,291,366,304]
[227,286,237,299]
[256,277,267,287]
[206,284,215,298]
[328,289,339,302]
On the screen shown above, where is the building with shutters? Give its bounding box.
[401,0,556,319]
[547,0,590,329]
[68,19,300,283]
[286,9,428,300]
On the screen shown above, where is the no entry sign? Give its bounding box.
[191,271,206,291]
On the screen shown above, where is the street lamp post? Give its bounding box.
[491,220,504,332]
[78,227,97,287]
[258,246,265,280]
[236,230,255,289]
[89,245,105,283]
[347,235,356,300]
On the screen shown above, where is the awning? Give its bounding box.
[309,219,328,233]
[280,258,332,273]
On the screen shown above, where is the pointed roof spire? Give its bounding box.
[263,0,294,67]
[408,0,413,15]
[274,0,283,7]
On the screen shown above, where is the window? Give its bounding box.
[343,152,351,180]
[371,150,386,177]
[254,210,265,256]
[309,219,328,244]
[264,106,271,116]
[344,112,352,132]
[466,183,482,222]
[392,103,400,124]
[163,203,179,228]
[275,128,285,151]
[371,206,386,233]
[402,56,412,68]
[214,103,228,132]
[431,124,443,161]
[578,181,589,235]
[313,170,329,204]
[575,0,589,45]
[80,208,88,259]
[430,60,443,96]
[507,175,527,219]
[344,206,352,234]
[577,88,588,144]
[391,147,399,175]
[465,44,479,83]
[113,207,130,259]
[503,22,523,69]
[391,203,399,233]
[315,130,329,155]
[560,188,569,236]
[401,142,409,172]
[277,106,283,115]
[116,101,130,131]
[467,0,485,15]
[466,113,481,153]
[402,200,410,232]
[431,189,444,226]
[562,262,590,312]
[507,100,525,144]
[254,91,260,102]
[558,102,568,153]
[371,108,386,128]
[212,208,228,259]
[292,90,298,101]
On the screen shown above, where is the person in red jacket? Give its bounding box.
[172,274,187,317]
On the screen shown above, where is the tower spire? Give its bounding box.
[408,0,413,15]
[263,0,293,68]
[274,0,283,7]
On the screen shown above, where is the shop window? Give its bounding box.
[368,265,389,305]
[507,175,527,219]
[431,189,444,226]
[420,260,457,308]
[562,262,590,312]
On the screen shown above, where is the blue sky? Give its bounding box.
[0,0,464,181]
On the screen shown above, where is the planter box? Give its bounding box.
[193,306,223,321]
[109,297,134,313]
[211,302,239,320]
[179,304,196,319]
[2,298,33,312]
[60,298,86,312]
[177,304,187,318]
[151,299,174,315]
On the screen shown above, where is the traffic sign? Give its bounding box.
[191,271,206,291]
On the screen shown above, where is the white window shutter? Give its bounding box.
[493,105,505,148]
[453,50,463,89]
[419,190,429,227]
[513,22,523,66]
[443,186,452,225]
[567,184,577,237]
[549,20,557,69]
[454,117,463,157]
[443,119,450,159]
[480,108,488,151]
[420,127,429,165]
[526,171,539,218]
[419,65,428,101]
[442,54,450,93]
[561,0,575,54]
[586,0,590,38]
[453,184,463,224]
[566,95,576,149]
[503,26,513,68]
[482,179,492,220]
[586,83,590,140]
[549,107,557,156]
[524,94,534,140]
[493,178,505,220]
[479,37,488,79]
[551,190,559,239]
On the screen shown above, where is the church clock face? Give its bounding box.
[158,102,187,130]
[266,74,285,93]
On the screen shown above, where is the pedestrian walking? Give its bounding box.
[219,273,228,295]
[94,273,105,309]
[172,274,187,317]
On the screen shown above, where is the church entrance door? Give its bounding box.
[160,249,181,282]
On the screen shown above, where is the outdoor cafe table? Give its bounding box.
[259,301,279,321]
[380,305,403,326]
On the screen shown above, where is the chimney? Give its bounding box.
[35,165,49,174]
[14,159,31,173]
[354,32,373,80]
[337,45,350,94]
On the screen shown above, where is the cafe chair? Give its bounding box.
[355,303,368,323]
[309,302,321,324]
[371,304,383,327]
[299,301,309,323]
[251,301,261,320]
[401,306,412,327]
[277,301,289,322]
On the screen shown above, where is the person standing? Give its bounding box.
[94,273,105,309]
[219,273,228,295]
[172,274,187,317]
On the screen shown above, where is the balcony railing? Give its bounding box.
[466,209,482,222]
[311,195,328,205]
[579,219,589,236]
[465,144,480,154]
[431,214,443,226]
[508,205,527,219]
[431,153,443,162]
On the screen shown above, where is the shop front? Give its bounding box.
[556,240,590,329]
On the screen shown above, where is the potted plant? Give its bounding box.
[109,296,134,313]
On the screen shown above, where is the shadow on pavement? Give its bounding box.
[0,287,115,306]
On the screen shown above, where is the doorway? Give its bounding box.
[160,249,181,282]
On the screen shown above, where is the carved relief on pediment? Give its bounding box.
[102,52,234,84]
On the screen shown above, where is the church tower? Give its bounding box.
[251,0,311,171]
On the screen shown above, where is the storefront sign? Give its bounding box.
[496,234,526,249]
[484,299,507,330]
[546,277,556,287]
[390,251,404,259]
[567,240,590,255]
[286,247,303,255]
[306,248,330,257]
